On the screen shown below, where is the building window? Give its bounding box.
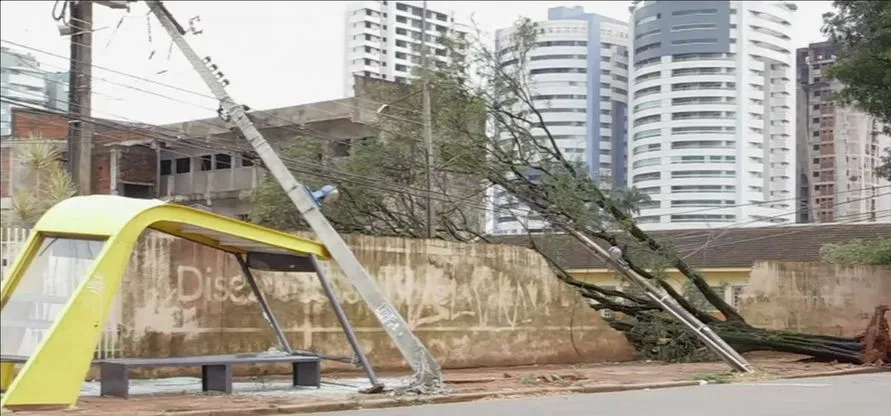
[672,38,718,46]
[672,9,718,16]
[175,157,191,174]
[633,172,661,182]
[196,155,211,171]
[160,159,172,175]
[215,153,232,169]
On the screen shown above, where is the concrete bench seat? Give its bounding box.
[98,353,321,398]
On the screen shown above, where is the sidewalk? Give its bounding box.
[3,354,888,416]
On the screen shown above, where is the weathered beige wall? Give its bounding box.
[740,261,891,336]
[116,232,634,374]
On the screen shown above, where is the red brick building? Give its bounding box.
[1,76,475,222]
[0,88,380,218]
[0,107,162,207]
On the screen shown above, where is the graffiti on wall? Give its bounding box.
[741,261,891,337]
[121,234,635,368]
[166,260,565,331]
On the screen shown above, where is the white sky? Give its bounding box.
[0,1,834,125]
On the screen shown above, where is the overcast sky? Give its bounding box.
[0,1,835,125]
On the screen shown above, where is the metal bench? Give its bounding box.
[98,353,321,398]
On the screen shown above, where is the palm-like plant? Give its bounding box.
[7,136,77,227]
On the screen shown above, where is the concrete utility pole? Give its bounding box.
[564,228,754,373]
[67,0,94,194]
[420,0,435,239]
[145,1,443,391]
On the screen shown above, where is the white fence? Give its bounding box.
[0,227,30,279]
[0,227,121,359]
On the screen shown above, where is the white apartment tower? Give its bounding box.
[628,1,798,229]
[796,41,891,224]
[342,1,468,96]
[490,6,630,235]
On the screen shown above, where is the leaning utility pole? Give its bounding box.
[145,1,443,390]
[420,0,435,239]
[563,228,754,373]
[67,0,94,194]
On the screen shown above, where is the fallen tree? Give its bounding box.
[537,240,886,365]
[430,18,889,365]
[248,14,890,365]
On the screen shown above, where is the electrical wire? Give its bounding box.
[3,58,858,229]
[5,90,889,256]
[668,208,891,254]
[9,99,888,255]
[5,82,890,235]
[3,39,436,143]
[0,94,500,212]
[3,41,889,236]
[51,0,69,24]
[14,41,861,228]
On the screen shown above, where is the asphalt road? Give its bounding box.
[311,372,891,416]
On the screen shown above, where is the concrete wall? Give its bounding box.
[740,261,891,337]
[117,232,634,373]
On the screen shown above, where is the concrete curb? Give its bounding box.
[159,380,699,416]
[778,365,889,380]
[161,366,889,416]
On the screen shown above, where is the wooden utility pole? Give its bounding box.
[67,0,94,194]
[420,0,435,238]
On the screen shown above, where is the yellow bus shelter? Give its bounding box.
[0,195,379,409]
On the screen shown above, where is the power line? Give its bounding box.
[670,208,891,254]
[0,67,499,213]
[5,92,888,254]
[4,40,888,234]
[5,85,889,232]
[0,46,438,176]
[7,63,889,227]
[0,95,497,213]
[1,39,426,135]
[4,37,427,116]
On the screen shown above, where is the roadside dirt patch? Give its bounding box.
[2,354,884,416]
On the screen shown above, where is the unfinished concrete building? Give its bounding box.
[796,41,891,223]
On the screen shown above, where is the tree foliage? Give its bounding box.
[4,137,76,227]
[822,1,891,180]
[820,237,891,266]
[878,148,891,182]
[249,68,489,241]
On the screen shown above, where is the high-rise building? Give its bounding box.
[796,41,891,224]
[342,1,469,97]
[489,6,630,235]
[2,47,47,136]
[43,71,69,113]
[627,1,798,229]
[1,47,68,137]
